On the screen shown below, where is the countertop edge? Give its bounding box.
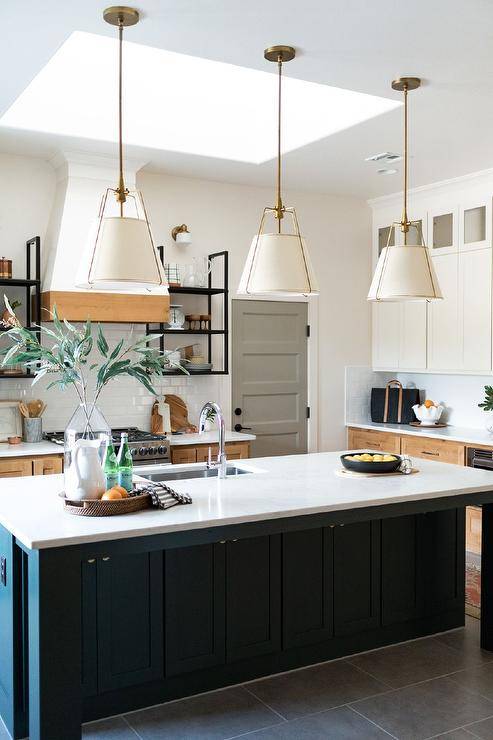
[346,422,493,446]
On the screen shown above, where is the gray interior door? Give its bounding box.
[232,300,308,458]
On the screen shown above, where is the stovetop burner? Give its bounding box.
[43,427,171,465]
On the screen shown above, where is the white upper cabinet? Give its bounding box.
[460,248,492,372]
[371,184,493,375]
[427,252,461,370]
[371,213,428,370]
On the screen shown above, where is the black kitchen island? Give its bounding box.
[1,452,493,740]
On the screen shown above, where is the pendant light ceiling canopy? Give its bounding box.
[238,46,319,297]
[367,77,442,302]
[76,6,167,293]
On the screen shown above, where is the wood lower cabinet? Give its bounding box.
[32,456,63,476]
[0,454,63,478]
[466,506,482,554]
[0,459,33,478]
[171,441,250,464]
[401,435,465,465]
[347,427,401,454]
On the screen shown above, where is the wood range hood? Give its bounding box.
[41,153,169,323]
[40,290,169,324]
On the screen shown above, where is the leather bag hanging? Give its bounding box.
[370,380,420,424]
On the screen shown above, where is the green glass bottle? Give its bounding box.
[103,441,118,490]
[117,432,133,492]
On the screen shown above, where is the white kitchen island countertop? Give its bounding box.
[2,451,493,550]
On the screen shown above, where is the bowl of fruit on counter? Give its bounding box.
[341,452,401,474]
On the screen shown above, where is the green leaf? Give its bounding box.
[97,325,109,357]
[108,338,124,362]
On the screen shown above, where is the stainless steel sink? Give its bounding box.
[141,465,252,483]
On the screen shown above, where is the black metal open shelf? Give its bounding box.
[168,286,225,296]
[146,250,229,375]
[0,237,41,380]
[148,329,227,335]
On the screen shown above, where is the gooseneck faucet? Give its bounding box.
[199,402,227,479]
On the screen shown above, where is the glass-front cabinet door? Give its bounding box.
[427,207,457,255]
[460,199,491,251]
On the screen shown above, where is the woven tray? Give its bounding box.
[335,467,419,479]
[63,493,152,517]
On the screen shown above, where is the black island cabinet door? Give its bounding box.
[226,535,281,662]
[425,508,465,616]
[381,514,426,625]
[97,551,164,693]
[283,527,334,649]
[333,521,381,636]
[165,542,226,676]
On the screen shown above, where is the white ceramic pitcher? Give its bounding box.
[65,438,106,501]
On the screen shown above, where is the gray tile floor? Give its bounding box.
[5,618,493,739]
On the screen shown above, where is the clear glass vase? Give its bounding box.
[64,404,111,496]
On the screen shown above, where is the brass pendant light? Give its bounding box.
[76,6,167,292]
[368,77,442,302]
[238,46,318,296]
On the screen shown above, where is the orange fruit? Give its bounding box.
[424,399,435,408]
[112,484,129,498]
[101,489,122,501]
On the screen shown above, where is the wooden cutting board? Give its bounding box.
[165,394,197,433]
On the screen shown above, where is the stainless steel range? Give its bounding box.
[44,427,171,465]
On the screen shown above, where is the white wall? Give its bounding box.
[0,153,372,446]
[138,170,372,450]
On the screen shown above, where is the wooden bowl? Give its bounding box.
[340,452,402,474]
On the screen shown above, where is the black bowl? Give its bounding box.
[341,452,402,474]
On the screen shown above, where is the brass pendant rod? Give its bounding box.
[276,54,284,231]
[117,16,126,212]
[402,81,409,243]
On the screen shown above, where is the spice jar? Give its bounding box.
[0,257,12,279]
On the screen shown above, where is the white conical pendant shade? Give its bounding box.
[368,244,442,302]
[76,190,168,293]
[238,233,319,296]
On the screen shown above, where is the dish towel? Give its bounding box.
[135,482,192,509]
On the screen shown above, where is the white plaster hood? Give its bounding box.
[43,151,154,294]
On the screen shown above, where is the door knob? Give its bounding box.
[234,423,252,432]
[234,407,242,415]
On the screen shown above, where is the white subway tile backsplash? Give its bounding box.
[0,324,220,432]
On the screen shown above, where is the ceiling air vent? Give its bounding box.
[364,152,402,163]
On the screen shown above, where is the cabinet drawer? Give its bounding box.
[401,436,465,465]
[347,428,400,454]
[171,448,197,464]
[0,459,32,478]
[33,456,63,476]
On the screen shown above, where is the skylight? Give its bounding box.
[0,32,401,164]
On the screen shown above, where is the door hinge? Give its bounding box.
[306,324,311,337]
[306,406,310,419]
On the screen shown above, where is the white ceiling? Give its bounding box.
[2,0,493,199]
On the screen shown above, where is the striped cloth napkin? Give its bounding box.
[135,481,192,510]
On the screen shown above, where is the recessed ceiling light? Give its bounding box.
[0,31,401,165]
[377,168,398,175]
[365,152,402,163]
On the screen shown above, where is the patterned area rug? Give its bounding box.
[466,550,481,614]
